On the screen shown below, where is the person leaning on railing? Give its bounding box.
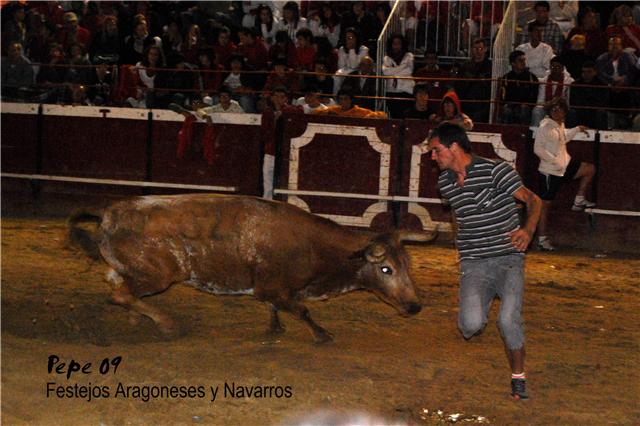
[313,88,386,119]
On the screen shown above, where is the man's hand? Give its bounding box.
[509,228,532,252]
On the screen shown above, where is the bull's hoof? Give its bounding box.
[267,325,286,336]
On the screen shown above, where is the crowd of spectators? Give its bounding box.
[1,1,639,130]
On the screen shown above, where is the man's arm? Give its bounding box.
[510,186,542,252]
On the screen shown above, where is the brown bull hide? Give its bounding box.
[68,194,435,343]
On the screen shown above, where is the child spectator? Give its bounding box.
[429,91,474,130]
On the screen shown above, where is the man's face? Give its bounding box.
[338,94,352,110]
[512,54,526,72]
[530,26,543,44]
[239,32,250,45]
[429,137,455,170]
[443,100,456,118]
[581,67,596,82]
[8,43,22,60]
[608,37,623,56]
[305,92,320,107]
[296,35,308,48]
[271,91,288,108]
[220,92,231,107]
[550,104,566,121]
[65,16,78,31]
[471,42,486,62]
[535,5,549,23]
[218,32,230,45]
[415,91,429,109]
[550,61,564,79]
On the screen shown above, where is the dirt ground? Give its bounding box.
[2,212,639,425]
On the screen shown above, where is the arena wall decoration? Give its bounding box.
[2,103,639,252]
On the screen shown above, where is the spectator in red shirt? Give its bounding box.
[268,30,297,69]
[294,28,316,72]
[606,4,640,55]
[212,26,236,70]
[263,57,301,97]
[195,48,223,97]
[237,26,268,71]
[57,12,92,53]
[182,24,203,66]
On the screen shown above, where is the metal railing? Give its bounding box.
[489,0,517,123]
[375,0,404,113]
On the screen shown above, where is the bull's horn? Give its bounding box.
[365,243,387,263]
[397,225,439,243]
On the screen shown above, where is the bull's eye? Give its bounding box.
[380,266,393,275]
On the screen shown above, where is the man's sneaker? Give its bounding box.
[537,237,555,251]
[510,378,529,400]
[571,199,596,211]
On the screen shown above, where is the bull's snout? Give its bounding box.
[406,303,422,315]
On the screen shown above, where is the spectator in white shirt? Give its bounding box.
[196,86,245,116]
[276,1,307,42]
[517,21,554,78]
[382,33,415,119]
[532,56,574,126]
[334,27,369,94]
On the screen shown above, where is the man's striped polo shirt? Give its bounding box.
[437,155,524,260]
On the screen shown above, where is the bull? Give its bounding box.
[68,194,436,343]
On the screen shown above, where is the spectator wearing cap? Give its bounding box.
[57,11,92,52]
[532,56,574,126]
[89,15,120,62]
[86,55,115,105]
[519,1,564,54]
[403,83,433,120]
[294,28,316,72]
[499,50,539,125]
[569,61,609,130]
[516,21,554,79]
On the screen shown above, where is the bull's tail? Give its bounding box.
[67,210,103,261]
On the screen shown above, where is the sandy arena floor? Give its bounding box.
[2,214,639,425]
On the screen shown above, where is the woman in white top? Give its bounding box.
[308,2,341,48]
[131,44,164,108]
[382,33,415,118]
[255,4,279,48]
[276,1,307,42]
[334,27,369,93]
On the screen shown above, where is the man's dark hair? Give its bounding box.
[413,82,430,96]
[550,55,563,66]
[272,85,289,96]
[275,30,289,44]
[238,26,257,38]
[527,21,544,33]
[219,85,234,97]
[581,60,596,70]
[544,96,569,115]
[295,27,313,42]
[534,1,550,12]
[472,37,486,47]
[428,123,472,153]
[509,50,525,64]
[336,88,354,100]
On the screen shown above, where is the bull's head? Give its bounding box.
[353,228,437,316]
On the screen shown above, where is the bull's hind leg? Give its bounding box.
[267,303,285,335]
[272,298,333,344]
[105,269,175,334]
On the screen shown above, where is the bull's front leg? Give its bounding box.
[272,297,334,344]
[267,303,285,335]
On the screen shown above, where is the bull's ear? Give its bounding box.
[396,224,439,243]
[364,243,387,264]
